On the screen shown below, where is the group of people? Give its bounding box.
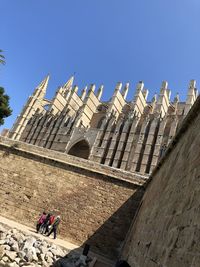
[37,213,131,267]
[36,212,61,239]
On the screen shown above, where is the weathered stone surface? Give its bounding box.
[122,96,200,266]
[4,251,17,261]
[7,262,19,267]
[0,246,5,259]
[0,224,93,267]
[0,138,144,259]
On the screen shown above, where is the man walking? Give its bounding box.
[47,215,61,239]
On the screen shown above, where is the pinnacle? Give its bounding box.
[34,74,50,92]
[63,76,74,89]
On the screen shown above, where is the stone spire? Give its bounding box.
[72,85,78,93]
[63,76,74,89]
[33,75,50,99]
[115,82,123,92]
[155,81,171,118]
[62,76,74,99]
[150,94,157,113]
[88,84,96,94]
[185,80,198,115]
[174,93,179,103]
[131,81,147,117]
[122,83,129,100]
[96,85,104,100]
[80,86,87,100]
[9,75,50,140]
[136,81,144,92]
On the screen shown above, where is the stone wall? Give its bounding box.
[122,95,200,266]
[0,137,146,260]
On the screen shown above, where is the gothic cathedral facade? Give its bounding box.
[9,76,198,175]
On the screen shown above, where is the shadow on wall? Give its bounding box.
[85,188,144,260]
[0,143,146,264]
[51,186,145,266]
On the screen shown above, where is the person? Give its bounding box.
[40,213,51,234]
[44,213,55,234]
[47,215,61,239]
[49,213,55,225]
[36,212,46,233]
[115,260,131,267]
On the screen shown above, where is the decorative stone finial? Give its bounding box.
[174,93,179,103]
[73,85,78,93]
[121,83,129,100]
[189,80,196,89]
[136,81,144,91]
[80,86,87,100]
[97,85,104,100]
[161,81,168,90]
[115,82,122,92]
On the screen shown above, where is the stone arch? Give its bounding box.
[67,139,90,159]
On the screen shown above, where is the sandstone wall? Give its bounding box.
[122,96,200,266]
[0,137,146,260]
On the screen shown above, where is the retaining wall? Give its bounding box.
[122,96,200,267]
[0,137,146,260]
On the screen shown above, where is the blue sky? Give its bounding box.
[1,0,200,130]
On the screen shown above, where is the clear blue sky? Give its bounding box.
[1,0,200,130]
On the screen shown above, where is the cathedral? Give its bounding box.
[9,75,198,174]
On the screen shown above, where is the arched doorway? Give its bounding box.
[68,140,90,159]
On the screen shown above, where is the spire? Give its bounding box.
[115,82,122,92]
[80,86,87,100]
[33,74,50,99]
[189,79,196,89]
[72,85,78,93]
[151,94,157,103]
[121,83,129,100]
[155,81,171,118]
[149,94,157,113]
[142,89,149,100]
[184,80,197,115]
[137,81,144,91]
[160,81,171,98]
[174,93,179,103]
[189,80,198,99]
[96,85,104,100]
[63,76,74,89]
[89,84,96,92]
[161,81,168,90]
[186,80,197,104]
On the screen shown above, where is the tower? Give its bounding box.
[9,75,49,140]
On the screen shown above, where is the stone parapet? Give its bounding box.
[0,136,148,187]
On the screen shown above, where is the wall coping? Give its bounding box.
[0,136,148,187]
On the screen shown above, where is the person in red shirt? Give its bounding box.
[43,213,55,235]
[36,212,46,233]
[49,214,55,225]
